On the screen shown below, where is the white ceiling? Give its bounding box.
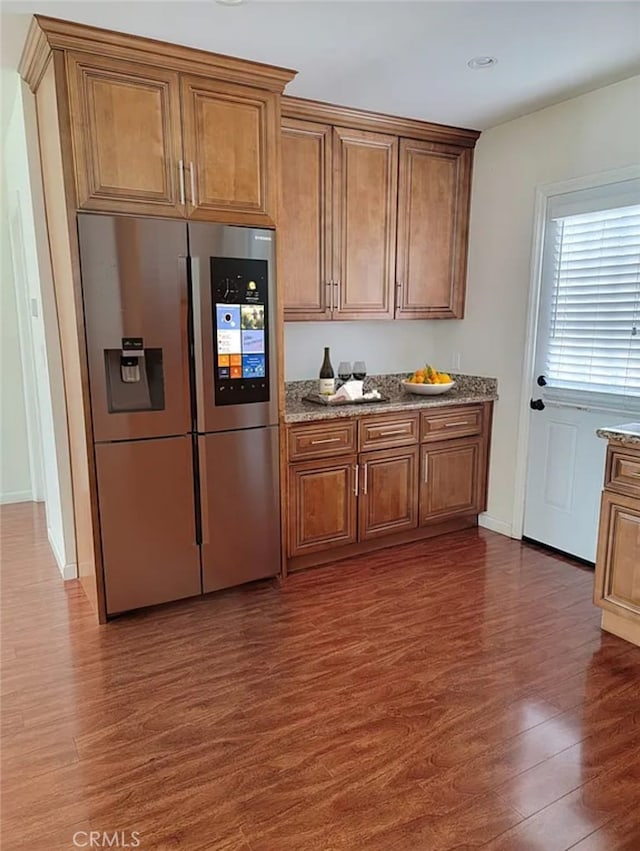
[2,0,639,130]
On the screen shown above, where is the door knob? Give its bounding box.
[536,374,547,387]
[530,398,545,411]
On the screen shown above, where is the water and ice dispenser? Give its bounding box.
[104,337,165,413]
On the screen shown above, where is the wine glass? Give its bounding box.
[352,361,367,381]
[337,361,352,385]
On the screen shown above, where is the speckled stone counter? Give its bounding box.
[596,423,640,447]
[284,372,498,423]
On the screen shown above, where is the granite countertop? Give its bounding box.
[596,423,640,447]
[284,373,498,423]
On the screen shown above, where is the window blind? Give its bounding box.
[544,202,640,397]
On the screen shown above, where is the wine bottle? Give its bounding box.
[318,347,335,395]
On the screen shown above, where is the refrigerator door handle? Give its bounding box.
[197,438,210,546]
[190,256,207,434]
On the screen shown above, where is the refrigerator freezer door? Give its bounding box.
[199,426,281,593]
[95,436,201,614]
[79,214,191,442]
[189,223,278,432]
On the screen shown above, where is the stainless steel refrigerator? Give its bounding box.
[78,214,280,615]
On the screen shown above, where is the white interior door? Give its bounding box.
[523,178,640,562]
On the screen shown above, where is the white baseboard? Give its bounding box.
[0,490,33,504]
[479,513,516,538]
[47,526,77,581]
[62,562,78,581]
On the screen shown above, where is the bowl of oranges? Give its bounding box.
[402,365,455,395]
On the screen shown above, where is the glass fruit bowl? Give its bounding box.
[401,379,456,396]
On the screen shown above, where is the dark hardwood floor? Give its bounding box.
[1,502,639,851]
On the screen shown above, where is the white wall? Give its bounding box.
[1,203,32,504]
[430,75,640,536]
[2,71,77,578]
[284,320,443,380]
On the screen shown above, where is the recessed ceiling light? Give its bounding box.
[215,0,245,5]
[467,56,498,70]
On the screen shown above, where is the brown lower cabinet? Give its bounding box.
[286,402,492,571]
[359,446,419,540]
[593,439,640,647]
[288,455,358,557]
[420,438,482,523]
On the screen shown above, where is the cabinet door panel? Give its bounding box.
[333,127,397,319]
[66,52,183,216]
[594,491,640,616]
[359,447,418,540]
[396,139,472,319]
[181,75,276,225]
[288,456,357,557]
[281,119,332,320]
[420,438,481,523]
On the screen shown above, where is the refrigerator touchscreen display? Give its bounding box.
[211,257,270,406]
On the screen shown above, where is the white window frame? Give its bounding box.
[512,165,640,541]
[539,183,640,409]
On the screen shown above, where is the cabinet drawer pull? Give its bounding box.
[310,436,342,445]
[375,428,408,437]
[444,420,471,428]
[354,463,359,496]
[363,462,368,495]
[630,471,640,478]
[424,453,429,483]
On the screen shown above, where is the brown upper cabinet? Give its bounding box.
[280,121,398,320]
[280,97,479,321]
[396,139,473,319]
[67,52,184,217]
[24,16,296,225]
[280,119,333,319]
[332,127,398,319]
[180,75,277,223]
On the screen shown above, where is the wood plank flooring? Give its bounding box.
[1,501,639,851]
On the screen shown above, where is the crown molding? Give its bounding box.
[282,96,480,147]
[19,16,297,93]
[18,17,52,91]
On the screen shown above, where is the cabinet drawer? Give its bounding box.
[421,405,482,442]
[288,420,357,460]
[605,447,640,497]
[359,412,419,451]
